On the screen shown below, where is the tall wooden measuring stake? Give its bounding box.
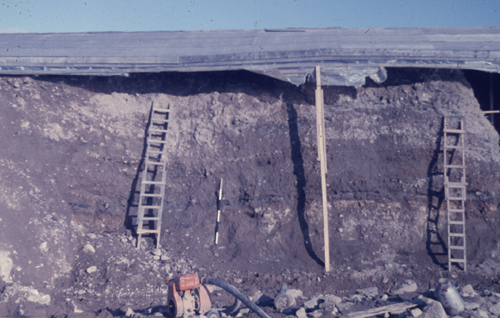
[315,66,330,272]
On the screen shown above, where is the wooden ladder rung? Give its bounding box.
[146,161,167,166]
[444,164,466,169]
[143,181,165,185]
[149,129,168,133]
[445,182,466,188]
[140,205,162,209]
[137,229,160,234]
[153,108,170,112]
[142,217,160,221]
[444,129,465,134]
[141,193,163,197]
[148,140,169,144]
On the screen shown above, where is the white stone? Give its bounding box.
[152,249,162,256]
[304,296,320,309]
[21,287,51,305]
[73,301,84,313]
[287,289,304,300]
[356,286,378,298]
[296,307,307,318]
[462,284,476,296]
[39,242,49,253]
[393,280,418,295]
[465,301,480,310]
[489,302,500,316]
[475,309,489,318]
[324,294,342,306]
[421,301,447,318]
[82,244,95,254]
[410,308,422,317]
[0,251,13,283]
[125,308,135,317]
[39,294,51,305]
[310,311,322,318]
[86,266,97,274]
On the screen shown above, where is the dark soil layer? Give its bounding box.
[0,68,499,317]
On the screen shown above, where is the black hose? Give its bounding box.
[202,277,271,318]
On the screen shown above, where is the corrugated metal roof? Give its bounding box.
[1,27,499,86]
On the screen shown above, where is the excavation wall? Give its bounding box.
[0,68,499,316]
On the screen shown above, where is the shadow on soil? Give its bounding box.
[287,103,325,268]
[426,118,448,270]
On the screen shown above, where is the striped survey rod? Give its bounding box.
[215,178,223,245]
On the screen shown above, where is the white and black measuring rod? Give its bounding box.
[215,178,223,245]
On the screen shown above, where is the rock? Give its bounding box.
[304,296,321,309]
[287,289,304,300]
[465,301,481,310]
[153,255,160,260]
[276,287,304,310]
[83,244,95,254]
[251,290,263,302]
[0,251,13,283]
[489,302,500,316]
[421,301,447,318]
[73,301,84,313]
[275,292,294,310]
[39,294,51,305]
[323,294,342,306]
[39,241,49,253]
[296,307,307,318]
[336,302,353,313]
[410,308,422,317]
[233,277,242,284]
[350,294,365,302]
[86,266,97,274]
[393,280,418,295]
[462,284,476,296]
[152,249,162,256]
[381,294,389,301]
[125,308,135,317]
[160,255,169,261]
[473,309,489,318]
[310,311,322,318]
[97,309,114,318]
[356,287,379,298]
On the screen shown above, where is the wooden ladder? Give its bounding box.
[137,103,171,249]
[443,116,467,271]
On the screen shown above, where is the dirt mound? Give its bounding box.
[0,69,499,317]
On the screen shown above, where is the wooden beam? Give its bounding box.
[315,65,330,272]
[345,302,418,318]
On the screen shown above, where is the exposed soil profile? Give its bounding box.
[0,68,499,317]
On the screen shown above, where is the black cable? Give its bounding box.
[201,277,271,318]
